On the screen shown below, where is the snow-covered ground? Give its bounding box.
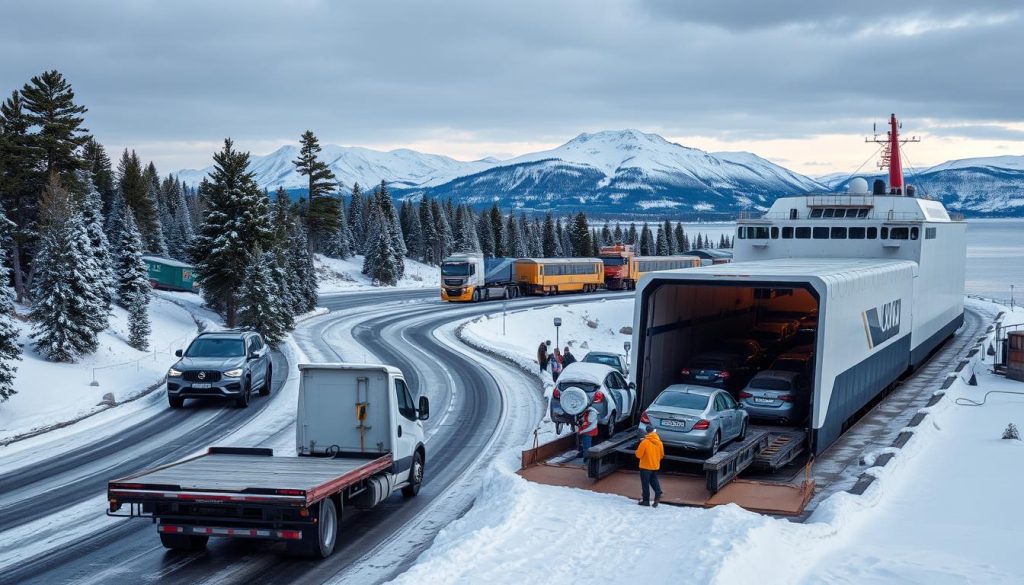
[0,296,198,443]
[316,254,439,293]
[393,298,1024,585]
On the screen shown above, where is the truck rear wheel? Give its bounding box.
[288,498,338,558]
[159,532,208,551]
[402,451,424,498]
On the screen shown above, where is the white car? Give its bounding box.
[550,362,636,437]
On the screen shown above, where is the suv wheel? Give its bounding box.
[235,378,251,408]
[259,366,272,396]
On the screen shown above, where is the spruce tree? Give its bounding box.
[432,198,453,261]
[489,203,506,257]
[0,204,21,402]
[140,162,168,255]
[83,138,116,218]
[542,213,558,258]
[556,217,569,257]
[362,203,402,286]
[376,182,406,276]
[626,223,639,246]
[80,173,115,312]
[20,70,89,181]
[347,183,366,254]
[639,224,654,255]
[30,177,106,361]
[113,207,152,350]
[655,228,669,256]
[695,233,704,249]
[662,219,676,255]
[418,196,438,265]
[590,229,601,256]
[453,204,480,253]
[506,212,527,258]
[569,212,591,257]
[293,131,339,252]
[601,221,612,247]
[530,216,544,257]
[288,224,319,314]
[0,91,39,302]
[190,139,273,327]
[674,222,687,252]
[613,223,623,244]
[477,209,495,257]
[239,248,291,346]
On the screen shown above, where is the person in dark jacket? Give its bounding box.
[537,340,551,372]
[562,346,576,366]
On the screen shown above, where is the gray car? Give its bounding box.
[738,370,809,424]
[581,351,628,377]
[641,384,748,455]
[166,330,272,408]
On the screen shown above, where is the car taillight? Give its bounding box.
[640,411,649,423]
[716,371,730,379]
[693,419,710,430]
[738,391,752,399]
[552,388,560,399]
[680,368,691,377]
[779,394,794,402]
[592,391,605,403]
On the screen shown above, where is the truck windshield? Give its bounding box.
[600,257,626,266]
[442,262,472,276]
[186,338,245,358]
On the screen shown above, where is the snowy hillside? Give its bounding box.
[400,130,825,214]
[175,144,497,192]
[827,156,1024,216]
[315,254,439,292]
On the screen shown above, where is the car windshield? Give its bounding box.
[185,338,245,358]
[653,391,709,410]
[558,381,599,393]
[600,257,626,266]
[750,377,792,390]
[441,262,471,276]
[584,354,619,368]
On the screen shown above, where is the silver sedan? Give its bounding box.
[641,384,748,455]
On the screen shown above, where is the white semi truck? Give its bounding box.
[107,364,428,558]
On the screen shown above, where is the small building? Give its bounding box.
[142,256,198,292]
[689,248,733,265]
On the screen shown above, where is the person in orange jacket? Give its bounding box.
[634,423,664,507]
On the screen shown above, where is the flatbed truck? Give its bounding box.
[107,363,428,558]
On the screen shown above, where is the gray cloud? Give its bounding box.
[1,0,1020,169]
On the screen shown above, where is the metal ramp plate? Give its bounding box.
[751,428,807,472]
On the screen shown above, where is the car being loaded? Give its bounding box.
[738,370,810,424]
[550,362,636,437]
[641,384,748,455]
[166,330,272,408]
[680,351,755,392]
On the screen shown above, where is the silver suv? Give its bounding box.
[166,330,272,408]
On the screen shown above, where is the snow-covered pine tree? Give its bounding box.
[238,247,292,346]
[626,223,638,246]
[506,213,527,258]
[613,223,623,244]
[328,192,354,259]
[362,204,402,286]
[418,196,438,265]
[541,213,558,258]
[601,221,612,247]
[288,224,319,314]
[477,209,495,257]
[293,131,340,252]
[661,220,676,255]
[189,139,273,327]
[674,222,686,252]
[80,172,115,313]
[83,138,116,219]
[453,204,480,253]
[376,182,406,278]
[489,203,506,257]
[30,177,107,362]
[568,212,590,257]
[0,203,21,402]
[112,204,152,350]
[590,229,601,256]
[432,199,452,261]
[401,200,423,260]
[172,177,194,257]
[531,216,544,257]
[695,233,704,249]
[347,183,366,254]
[556,217,569,257]
[0,90,38,303]
[655,227,669,256]
[140,162,168,255]
[639,224,654,255]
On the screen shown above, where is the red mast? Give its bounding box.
[887,114,903,193]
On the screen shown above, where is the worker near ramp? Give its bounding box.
[577,405,599,459]
[537,340,551,373]
[635,423,664,507]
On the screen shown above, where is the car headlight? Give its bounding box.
[223,368,243,378]
[167,368,182,377]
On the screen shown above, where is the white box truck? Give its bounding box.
[107,363,428,558]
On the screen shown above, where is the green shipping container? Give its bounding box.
[142,256,198,292]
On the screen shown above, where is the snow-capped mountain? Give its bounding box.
[397,130,826,214]
[825,155,1024,216]
[175,144,497,191]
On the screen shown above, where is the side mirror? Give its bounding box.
[248,351,258,361]
[418,396,430,421]
[175,349,183,357]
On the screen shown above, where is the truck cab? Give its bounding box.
[441,253,484,301]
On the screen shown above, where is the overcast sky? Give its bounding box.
[2,0,1021,174]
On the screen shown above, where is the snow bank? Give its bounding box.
[393,298,1023,585]
[0,296,198,443]
[316,254,438,293]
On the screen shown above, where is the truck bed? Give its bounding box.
[109,448,393,507]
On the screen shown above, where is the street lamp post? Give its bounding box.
[502,302,508,336]
[553,317,562,350]
[1012,284,1015,311]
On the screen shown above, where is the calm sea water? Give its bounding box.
[676,219,1024,301]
